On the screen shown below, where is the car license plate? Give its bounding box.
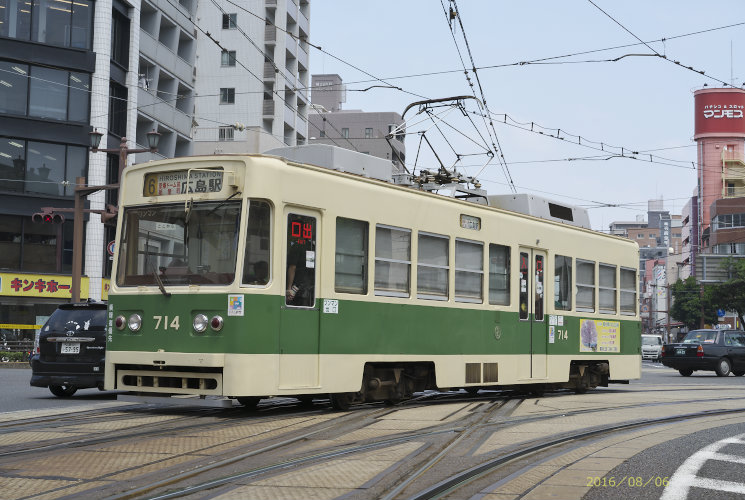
[61,342,80,354]
[676,348,686,356]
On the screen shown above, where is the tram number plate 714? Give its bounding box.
[153,316,180,330]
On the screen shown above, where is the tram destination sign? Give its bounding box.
[144,169,225,197]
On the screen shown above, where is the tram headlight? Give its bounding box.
[115,315,126,330]
[128,314,142,332]
[193,314,208,333]
[210,315,224,332]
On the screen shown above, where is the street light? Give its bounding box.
[66,130,161,303]
[89,129,161,183]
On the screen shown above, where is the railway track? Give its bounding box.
[3,385,745,500]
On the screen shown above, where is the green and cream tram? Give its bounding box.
[104,147,641,409]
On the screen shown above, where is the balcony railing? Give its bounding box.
[722,150,745,164]
[265,25,276,43]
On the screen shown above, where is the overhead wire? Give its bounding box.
[441,0,516,192]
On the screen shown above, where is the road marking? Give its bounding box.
[661,433,745,499]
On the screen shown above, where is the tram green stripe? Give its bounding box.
[109,294,640,356]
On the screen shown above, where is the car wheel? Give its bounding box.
[733,370,745,377]
[49,384,77,397]
[715,358,732,377]
[679,368,693,377]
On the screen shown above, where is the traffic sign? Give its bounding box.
[107,241,116,256]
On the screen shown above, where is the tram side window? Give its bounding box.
[620,267,637,315]
[285,214,316,307]
[417,232,449,300]
[576,259,595,312]
[242,200,271,286]
[335,217,368,294]
[599,264,617,314]
[455,239,483,303]
[489,244,510,305]
[374,225,411,297]
[554,255,572,310]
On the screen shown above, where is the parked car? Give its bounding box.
[30,301,107,397]
[641,334,663,361]
[661,329,745,377]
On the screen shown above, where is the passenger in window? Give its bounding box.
[245,260,269,285]
[286,240,313,306]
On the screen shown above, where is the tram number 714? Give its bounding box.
[153,315,180,330]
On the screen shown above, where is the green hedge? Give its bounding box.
[1,351,30,362]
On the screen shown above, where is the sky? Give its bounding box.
[307,1,745,232]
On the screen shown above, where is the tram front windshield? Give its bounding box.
[116,201,241,286]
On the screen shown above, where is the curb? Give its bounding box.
[0,362,31,369]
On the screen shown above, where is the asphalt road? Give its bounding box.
[3,360,744,413]
[0,366,119,412]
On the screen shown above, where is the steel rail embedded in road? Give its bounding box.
[403,406,745,500]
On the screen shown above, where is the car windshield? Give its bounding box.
[117,201,241,286]
[642,336,661,345]
[42,308,107,333]
[682,331,718,344]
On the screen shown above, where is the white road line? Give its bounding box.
[661,432,745,500]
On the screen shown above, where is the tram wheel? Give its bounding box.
[329,393,353,411]
[465,387,480,396]
[49,384,77,397]
[237,397,260,409]
[297,395,315,406]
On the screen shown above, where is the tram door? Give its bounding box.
[279,210,320,388]
[517,247,547,379]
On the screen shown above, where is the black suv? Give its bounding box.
[30,301,107,397]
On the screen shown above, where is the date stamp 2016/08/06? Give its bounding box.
[587,476,669,488]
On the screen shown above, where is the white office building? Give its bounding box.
[192,0,310,154]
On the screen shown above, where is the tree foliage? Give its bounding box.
[669,276,717,330]
[709,258,745,329]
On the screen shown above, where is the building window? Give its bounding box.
[109,81,128,137]
[489,244,510,305]
[110,10,130,68]
[455,239,483,303]
[364,128,373,139]
[0,137,86,197]
[222,13,237,29]
[341,128,349,138]
[221,50,236,67]
[5,63,91,124]
[374,224,410,297]
[335,218,368,294]
[554,254,572,310]
[0,61,29,116]
[220,88,235,104]
[218,126,234,141]
[0,0,93,49]
[319,130,325,138]
[417,232,449,300]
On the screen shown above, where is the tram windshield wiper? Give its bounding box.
[150,263,171,297]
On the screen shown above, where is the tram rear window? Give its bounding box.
[116,201,241,287]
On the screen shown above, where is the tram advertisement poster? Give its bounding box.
[579,319,620,353]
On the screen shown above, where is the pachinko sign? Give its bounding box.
[579,319,621,353]
[694,89,745,138]
[0,272,89,299]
